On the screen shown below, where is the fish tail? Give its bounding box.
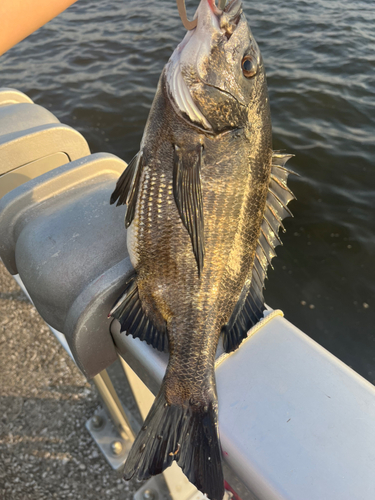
[123,385,224,500]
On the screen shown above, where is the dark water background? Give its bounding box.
[1,0,374,382]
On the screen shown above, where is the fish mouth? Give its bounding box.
[209,0,242,16]
[208,0,243,35]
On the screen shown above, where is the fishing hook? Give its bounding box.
[176,0,197,30]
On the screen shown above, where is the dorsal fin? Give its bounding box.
[222,152,296,353]
[110,151,143,228]
[110,271,168,352]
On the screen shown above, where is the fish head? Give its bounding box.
[166,0,268,134]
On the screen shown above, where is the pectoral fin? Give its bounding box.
[173,144,205,276]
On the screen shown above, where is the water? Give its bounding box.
[1,0,374,382]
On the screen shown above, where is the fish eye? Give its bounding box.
[241,55,257,78]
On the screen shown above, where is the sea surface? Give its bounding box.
[1,0,374,382]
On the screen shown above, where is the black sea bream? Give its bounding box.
[110,0,295,498]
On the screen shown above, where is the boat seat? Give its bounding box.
[0,152,133,378]
[0,87,90,199]
[0,89,125,377]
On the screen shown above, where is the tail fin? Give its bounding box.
[123,387,224,500]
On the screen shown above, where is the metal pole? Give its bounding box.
[118,355,155,421]
[92,369,135,442]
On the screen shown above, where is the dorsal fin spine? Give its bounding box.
[252,266,263,288]
[263,216,283,245]
[254,258,264,285]
[258,239,275,269]
[269,188,294,217]
[270,174,297,199]
[268,205,286,231]
[272,163,299,176]
[261,226,279,249]
[255,251,267,274]
[260,232,277,258]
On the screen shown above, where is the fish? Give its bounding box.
[109,0,295,499]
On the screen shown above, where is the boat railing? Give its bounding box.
[1,87,374,500]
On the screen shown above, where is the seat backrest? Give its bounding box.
[0,87,90,199]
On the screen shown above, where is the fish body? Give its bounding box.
[110,1,294,499]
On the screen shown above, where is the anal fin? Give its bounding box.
[110,271,168,352]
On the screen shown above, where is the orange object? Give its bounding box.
[0,0,78,56]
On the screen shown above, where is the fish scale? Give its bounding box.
[109,1,295,499]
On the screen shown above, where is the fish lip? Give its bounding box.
[207,0,222,17]
[208,0,243,21]
[224,0,242,16]
[206,0,243,44]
